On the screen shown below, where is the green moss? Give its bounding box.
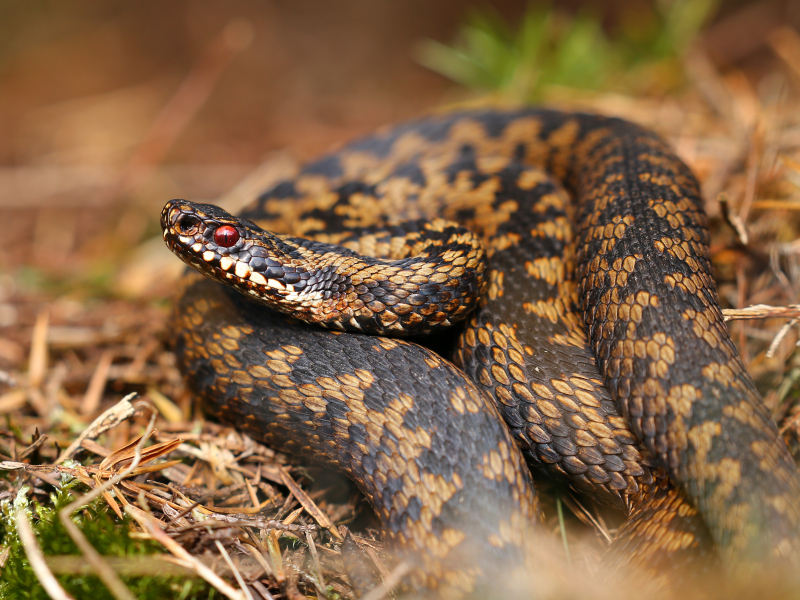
[0,481,214,600]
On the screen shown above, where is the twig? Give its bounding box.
[169,516,315,534]
[215,540,254,600]
[18,433,49,460]
[56,393,139,463]
[359,560,412,600]
[722,304,800,321]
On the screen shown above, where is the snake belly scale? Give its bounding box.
[162,109,800,595]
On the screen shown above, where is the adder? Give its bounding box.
[161,109,800,597]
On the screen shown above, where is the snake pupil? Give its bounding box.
[214,225,240,247]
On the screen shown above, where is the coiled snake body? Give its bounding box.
[162,109,800,596]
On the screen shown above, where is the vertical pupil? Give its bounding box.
[214,226,239,247]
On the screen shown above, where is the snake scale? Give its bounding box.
[161,109,800,597]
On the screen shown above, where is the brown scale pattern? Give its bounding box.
[172,274,540,597]
[165,109,800,593]
[567,124,800,560]
[603,475,715,579]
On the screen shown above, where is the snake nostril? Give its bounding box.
[176,214,201,235]
[214,225,240,247]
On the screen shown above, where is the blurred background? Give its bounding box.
[2,0,800,295]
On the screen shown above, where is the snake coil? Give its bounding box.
[163,109,800,597]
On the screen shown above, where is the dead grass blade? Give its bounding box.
[56,414,159,600]
[214,540,254,600]
[16,504,76,600]
[722,304,800,321]
[125,504,247,600]
[280,468,341,540]
[359,560,412,600]
[56,394,139,464]
[45,555,194,577]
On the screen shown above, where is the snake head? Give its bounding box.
[161,199,306,302]
[161,199,487,336]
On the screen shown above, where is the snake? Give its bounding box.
[161,108,800,597]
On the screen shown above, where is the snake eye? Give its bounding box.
[214,225,240,247]
[176,214,201,235]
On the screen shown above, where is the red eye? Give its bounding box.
[214,225,240,247]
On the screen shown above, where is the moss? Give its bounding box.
[0,481,214,600]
